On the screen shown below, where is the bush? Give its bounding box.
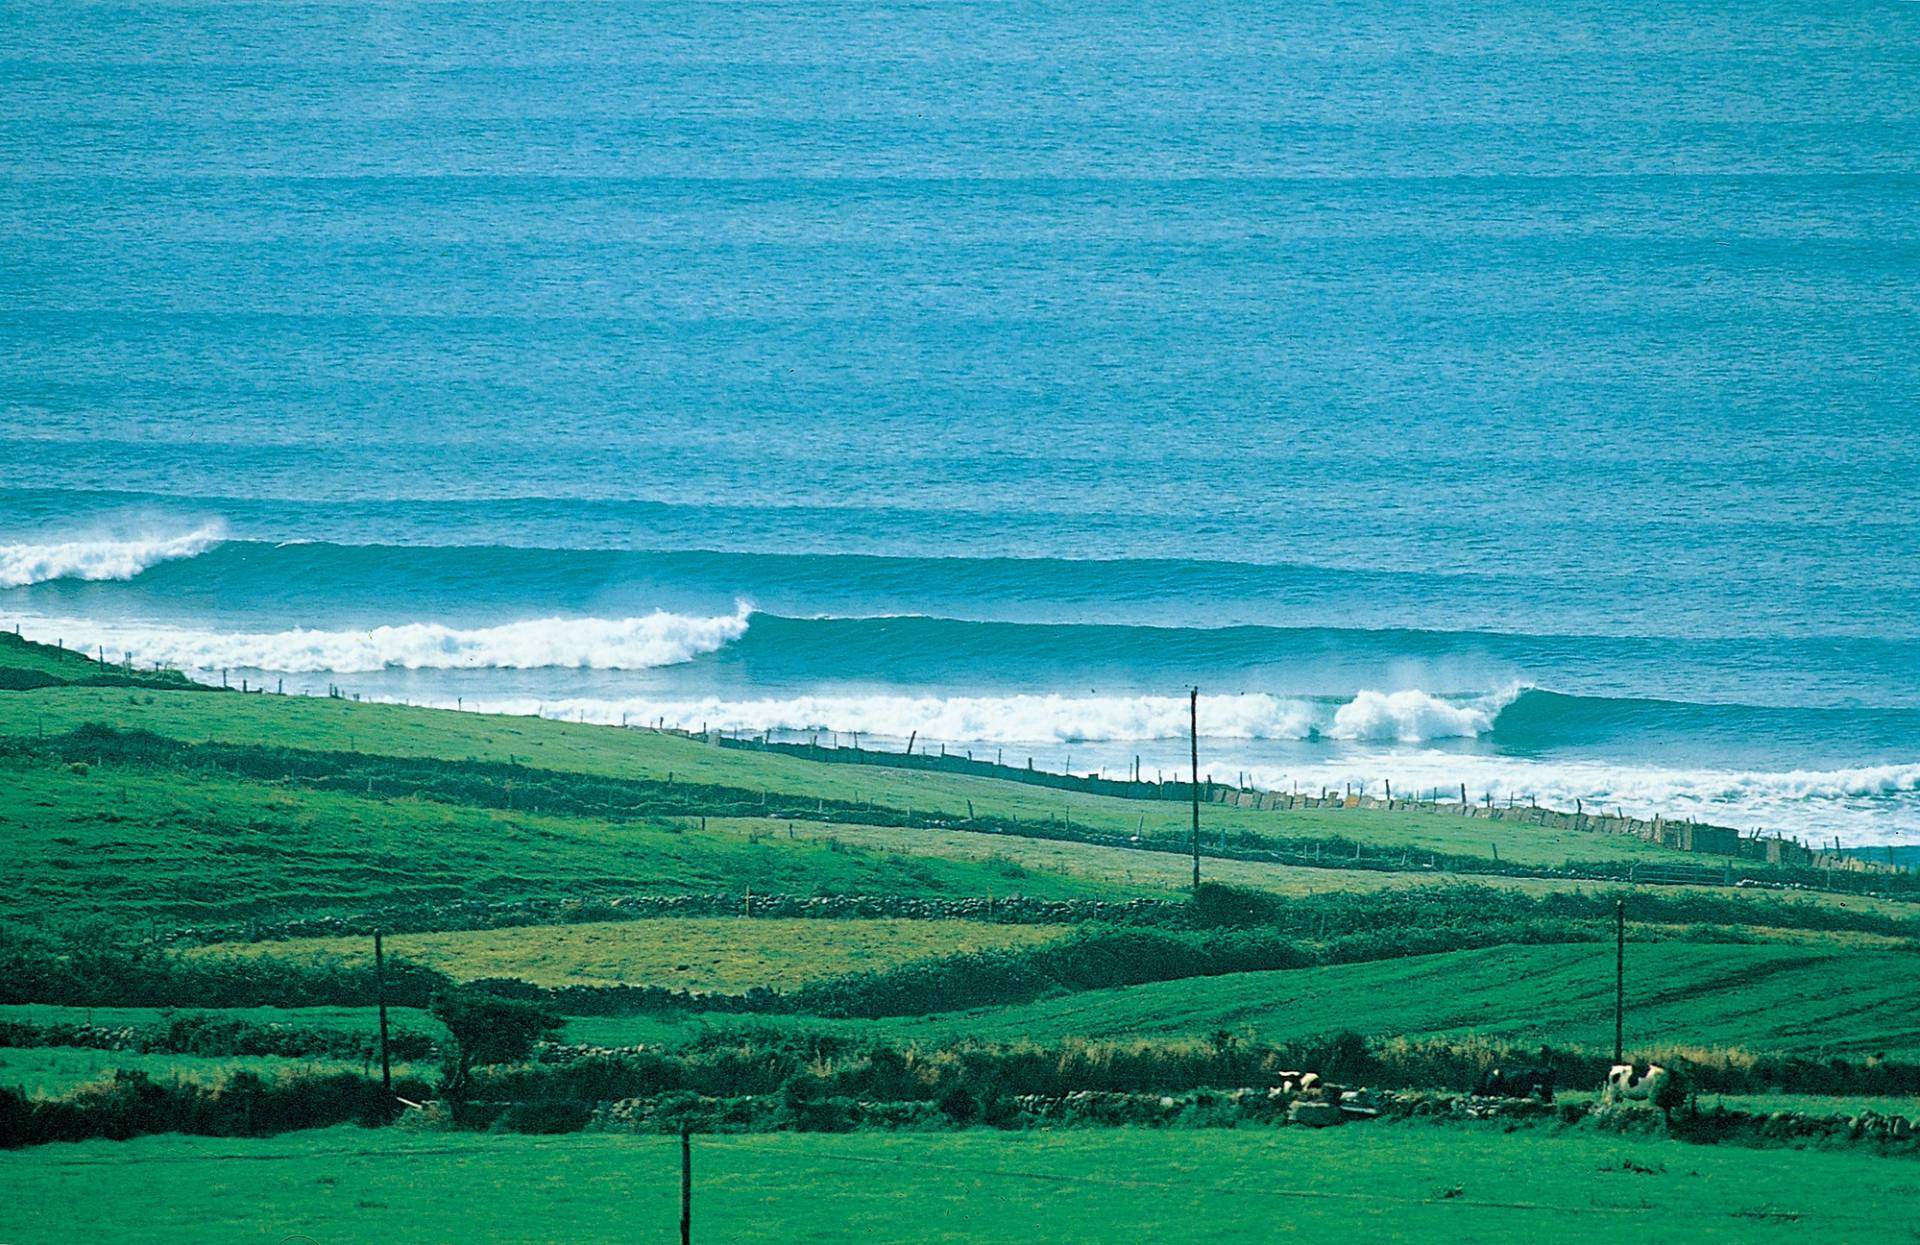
[431,987,562,1100]
[0,1014,437,1062]
[0,1070,428,1148]
[0,924,451,1010]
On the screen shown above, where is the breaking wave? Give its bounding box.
[0,523,226,589]
[1328,687,1515,742]
[1230,756,1920,844]
[10,606,752,673]
[404,685,1523,745]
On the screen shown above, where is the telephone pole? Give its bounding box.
[1613,899,1625,1064]
[374,929,392,1093]
[1190,687,1201,891]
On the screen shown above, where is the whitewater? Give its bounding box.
[333,689,1920,844]
[0,524,226,590]
[6,606,753,674]
[3,0,1917,847]
[5,520,1919,843]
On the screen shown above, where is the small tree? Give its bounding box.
[430,988,561,1101]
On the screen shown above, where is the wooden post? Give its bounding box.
[1614,899,1625,1065]
[1189,687,1201,891]
[374,930,392,1093]
[680,1128,693,1245]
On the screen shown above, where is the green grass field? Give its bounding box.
[1,1125,1910,1245]
[0,634,111,681]
[198,917,1070,991]
[526,941,1920,1060]
[6,634,1920,1239]
[0,684,1679,867]
[696,814,1920,917]
[0,760,1134,926]
[824,942,1920,1056]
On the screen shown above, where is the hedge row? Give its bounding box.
[170,878,1920,949]
[11,1029,1920,1148]
[0,927,452,1010]
[0,1014,439,1062]
[0,1070,428,1148]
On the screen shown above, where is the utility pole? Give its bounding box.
[1613,899,1625,1065]
[1190,687,1201,891]
[374,929,392,1093]
[680,1128,693,1245]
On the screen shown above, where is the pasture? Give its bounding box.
[0,684,1680,867]
[196,918,1070,991]
[849,942,1920,1057]
[5,636,1919,1224]
[1,1125,1911,1245]
[0,761,1129,927]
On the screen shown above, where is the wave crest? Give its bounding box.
[1327,685,1519,743]
[413,686,1515,745]
[13,606,751,673]
[0,523,227,590]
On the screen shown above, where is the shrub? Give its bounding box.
[431,988,562,1100]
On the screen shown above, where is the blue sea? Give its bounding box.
[3,1,1917,843]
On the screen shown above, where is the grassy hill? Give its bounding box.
[0,760,1127,927]
[5,629,1920,1173]
[856,941,1920,1057]
[0,631,200,691]
[0,682,1682,869]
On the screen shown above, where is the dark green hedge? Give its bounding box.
[0,1069,429,1148]
[0,926,450,1010]
[0,1013,438,1061]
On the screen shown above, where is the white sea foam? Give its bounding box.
[375,689,1920,841]
[407,686,1518,746]
[0,523,227,589]
[1326,686,1516,742]
[10,606,751,673]
[1226,755,1920,846]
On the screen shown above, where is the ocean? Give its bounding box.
[2,1,1917,843]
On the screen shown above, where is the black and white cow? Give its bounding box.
[1602,1063,1672,1105]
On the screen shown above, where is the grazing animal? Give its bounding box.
[1268,1071,1323,1099]
[1603,1063,1671,1104]
[1475,1065,1556,1102]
